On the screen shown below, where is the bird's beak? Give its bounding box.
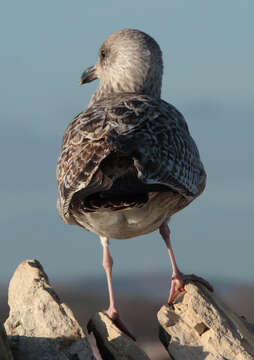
[80,65,97,85]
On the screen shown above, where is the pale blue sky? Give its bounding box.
[0,1,253,284]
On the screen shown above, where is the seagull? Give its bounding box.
[57,28,213,336]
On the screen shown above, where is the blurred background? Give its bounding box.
[0,1,253,358]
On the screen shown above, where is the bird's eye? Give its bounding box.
[100,49,106,59]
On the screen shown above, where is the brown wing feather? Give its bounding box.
[104,95,206,196]
[57,93,206,222]
[57,111,113,222]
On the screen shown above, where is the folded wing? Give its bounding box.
[57,94,206,222]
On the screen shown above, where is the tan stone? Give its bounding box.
[158,282,254,360]
[4,259,94,360]
[88,312,151,360]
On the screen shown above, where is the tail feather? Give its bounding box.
[71,153,171,212]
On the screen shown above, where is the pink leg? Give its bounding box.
[159,222,213,304]
[100,236,118,319]
[100,236,135,340]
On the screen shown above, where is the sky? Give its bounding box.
[0,1,253,286]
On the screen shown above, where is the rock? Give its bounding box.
[157,282,254,360]
[87,312,151,360]
[0,323,13,360]
[4,259,94,360]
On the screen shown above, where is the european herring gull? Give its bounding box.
[57,29,212,336]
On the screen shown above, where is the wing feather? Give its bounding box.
[57,94,206,222]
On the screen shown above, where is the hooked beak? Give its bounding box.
[80,65,97,85]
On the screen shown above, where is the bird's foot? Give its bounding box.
[103,307,136,341]
[168,272,213,304]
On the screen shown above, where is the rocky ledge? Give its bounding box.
[1,260,254,359]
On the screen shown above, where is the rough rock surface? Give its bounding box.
[4,259,94,360]
[157,282,254,360]
[87,312,150,360]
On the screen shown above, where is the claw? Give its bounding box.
[168,272,213,304]
[103,311,136,341]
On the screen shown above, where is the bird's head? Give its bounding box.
[80,29,163,105]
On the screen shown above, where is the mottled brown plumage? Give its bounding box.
[57,93,206,230]
[56,29,212,335]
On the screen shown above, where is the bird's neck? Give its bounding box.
[88,78,161,107]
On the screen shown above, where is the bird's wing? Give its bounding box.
[57,94,206,222]
[105,95,206,195]
[56,106,113,221]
